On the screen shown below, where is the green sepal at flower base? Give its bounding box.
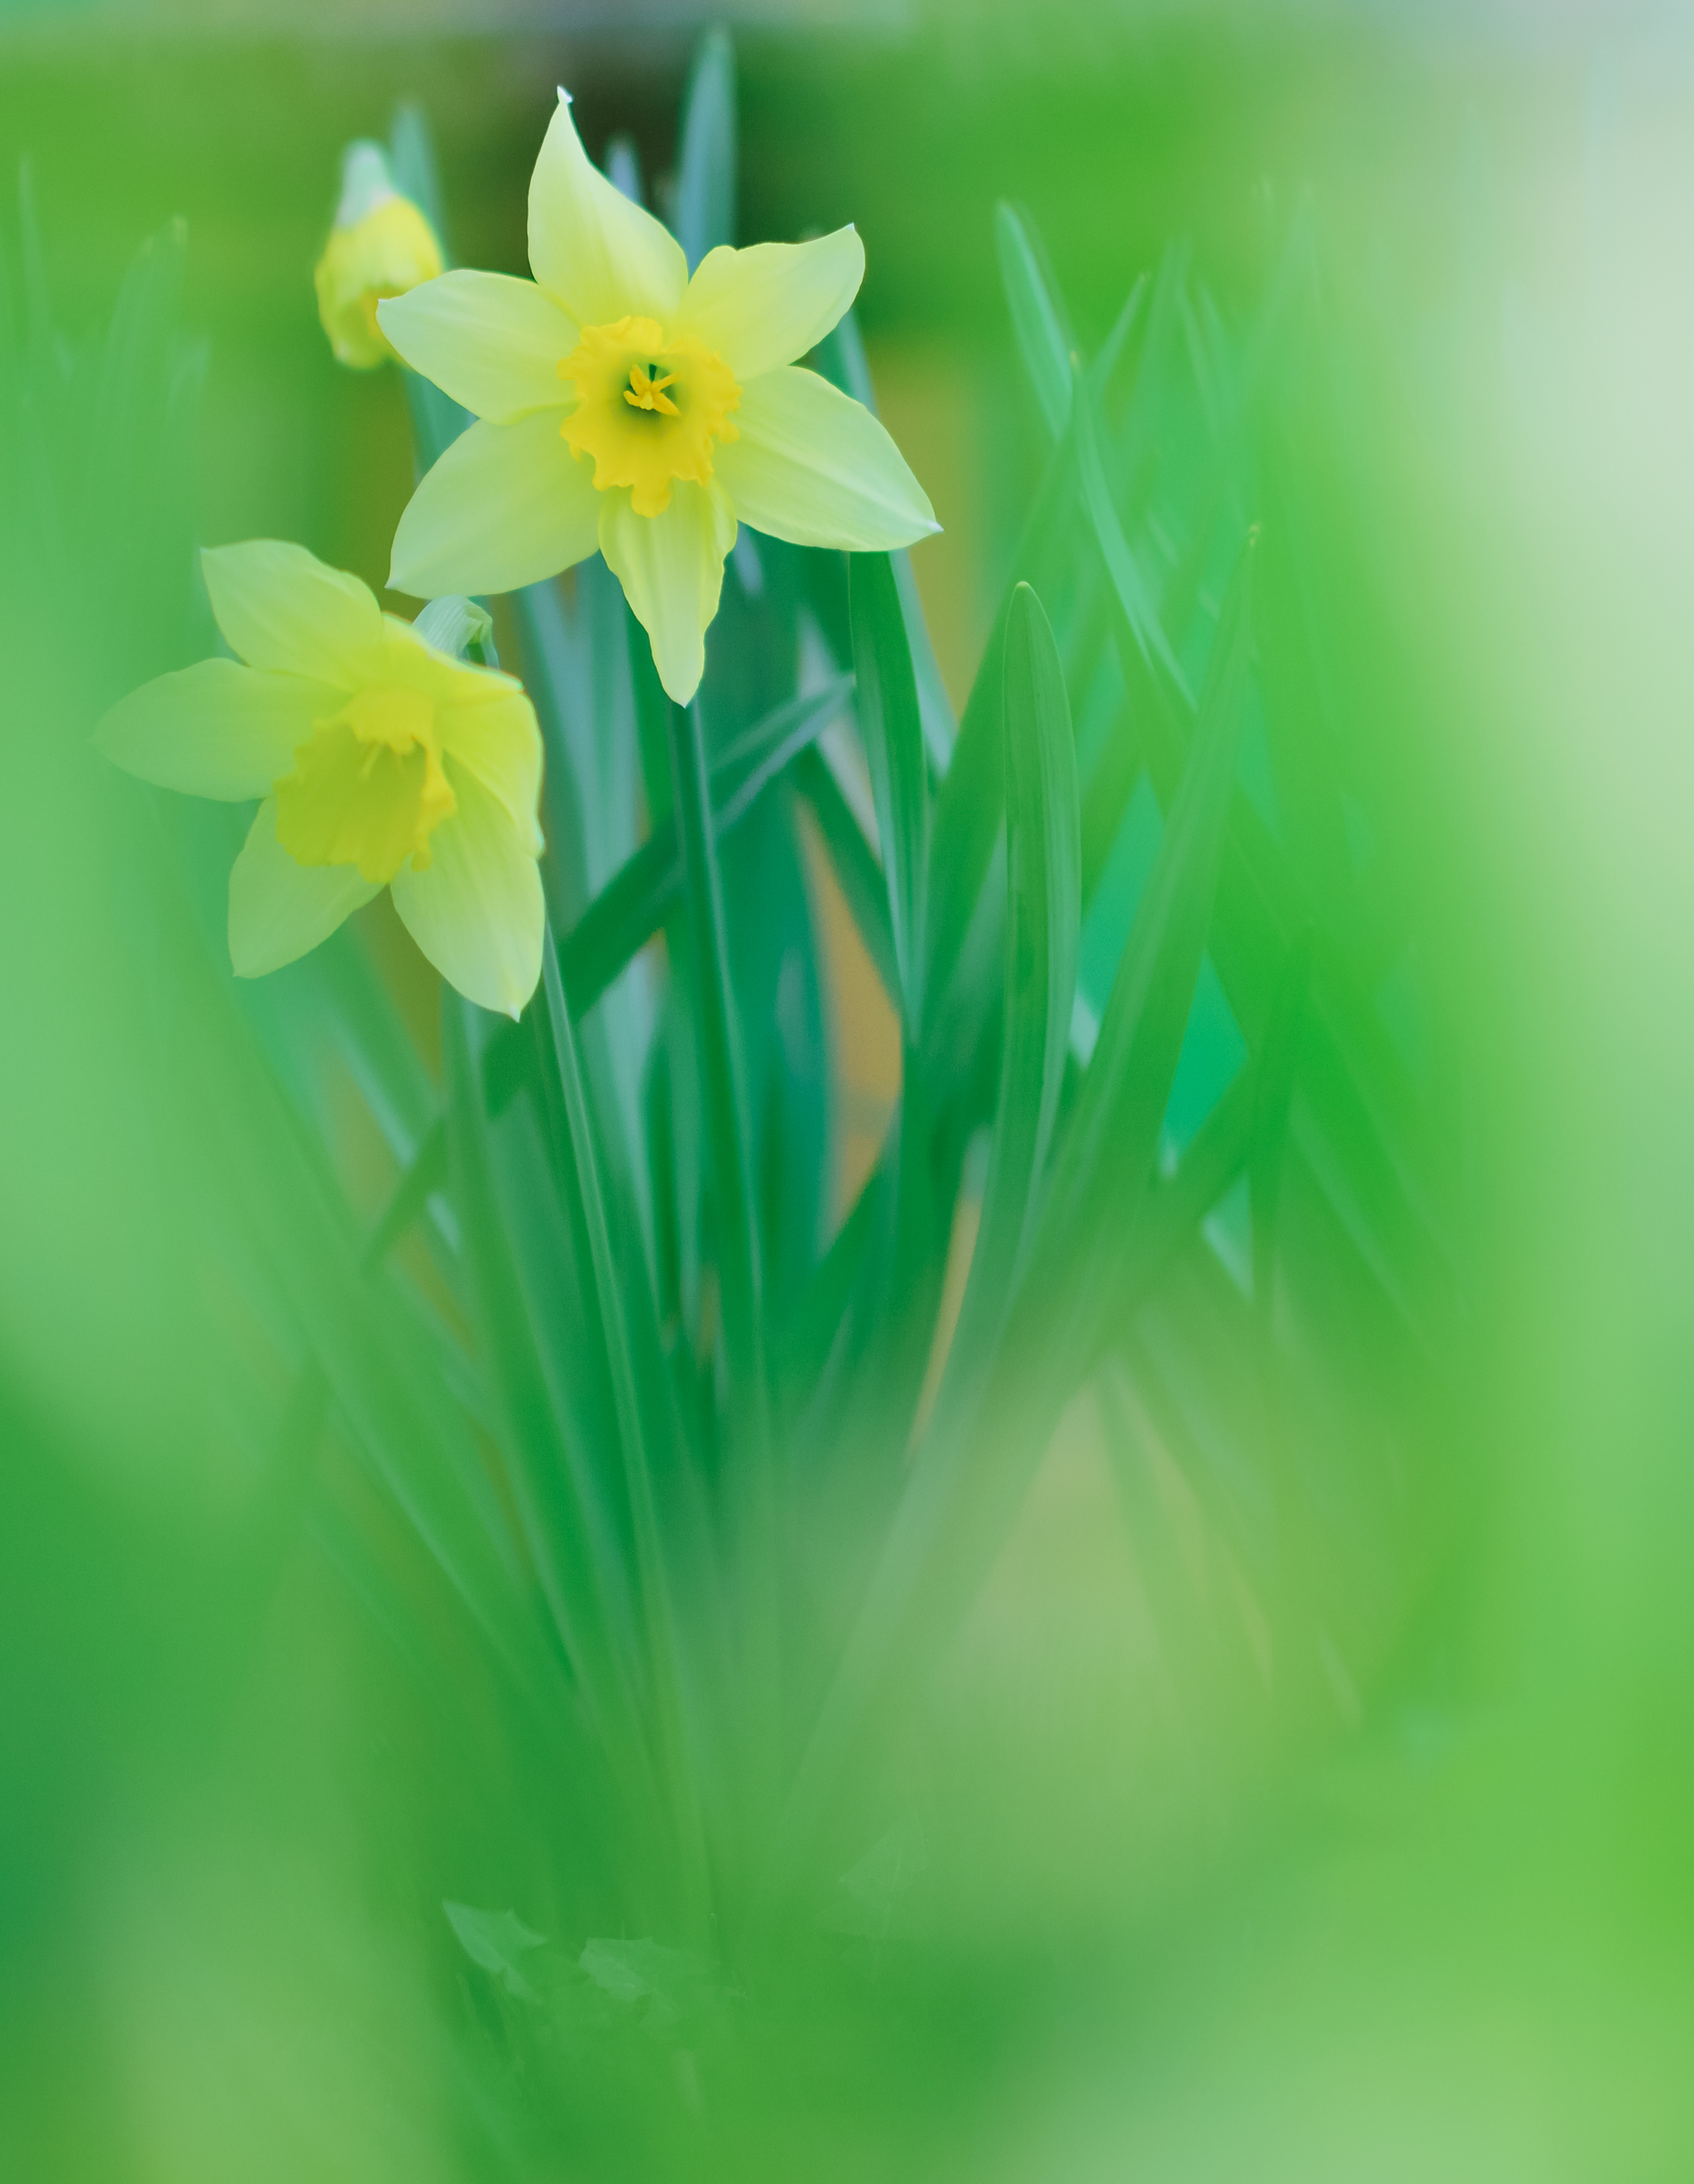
[315,141,445,369]
[378,88,940,704]
[95,541,545,1016]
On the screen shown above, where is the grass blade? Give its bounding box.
[539,935,708,1938]
[668,695,770,1443]
[994,200,1074,439]
[1074,355,1190,699]
[922,593,1009,1025]
[1036,526,1257,1336]
[849,552,931,1035]
[1249,928,1314,1328]
[926,582,1079,1438]
[675,26,737,270]
[793,743,901,1003]
[480,676,854,1116]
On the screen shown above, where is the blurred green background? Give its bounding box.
[7,1,1694,2178]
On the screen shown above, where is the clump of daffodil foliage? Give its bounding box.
[12,26,1586,2184]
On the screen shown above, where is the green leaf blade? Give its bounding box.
[849,552,931,1036]
[994,200,1073,440]
[930,582,1080,1437]
[675,26,737,270]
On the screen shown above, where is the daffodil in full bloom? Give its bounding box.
[96,542,545,1016]
[378,89,939,703]
[315,143,445,369]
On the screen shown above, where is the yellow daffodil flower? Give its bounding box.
[315,143,445,370]
[378,88,939,704]
[96,542,544,1016]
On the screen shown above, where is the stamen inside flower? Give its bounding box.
[624,361,678,414]
[557,314,740,518]
[275,682,457,884]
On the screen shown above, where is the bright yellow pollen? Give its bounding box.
[557,314,740,518]
[274,682,457,885]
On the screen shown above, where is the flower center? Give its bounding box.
[274,682,456,885]
[557,314,741,519]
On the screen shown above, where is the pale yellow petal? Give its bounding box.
[715,367,940,552]
[597,480,736,705]
[227,797,380,977]
[390,763,543,1016]
[388,411,601,600]
[528,91,687,329]
[438,688,546,853]
[201,540,385,684]
[377,271,577,423]
[675,228,864,380]
[95,657,333,800]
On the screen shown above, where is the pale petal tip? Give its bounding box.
[658,662,704,705]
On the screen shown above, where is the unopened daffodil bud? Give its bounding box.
[315,142,444,370]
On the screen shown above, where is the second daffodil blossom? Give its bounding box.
[378,88,939,704]
[95,542,545,1016]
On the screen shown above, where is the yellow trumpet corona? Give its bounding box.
[95,542,545,1016]
[378,88,940,704]
[315,143,444,370]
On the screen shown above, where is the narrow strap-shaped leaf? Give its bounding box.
[1074,355,1190,700]
[773,541,1260,1895]
[1104,1068,1256,1341]
[1109,555,1452,1339]
[361,1115,447,1271]
[208,985,572,1730]
[994,200,1073,439]
[388,98,452,256]
[792,743,901,1003]
[1117,236,1192,496]
[849,552,930,1035]
[668,696,770,1441]
[778,597,1082,1846]
[925,583,1079,1443]
[1093,271,1149,399]
[668,693,780,1795]
[1036,527,1257,1333]
[605,133,644,205]
[811,307,956,772]
[562,675,854,1016]
[1249,927,1314,1326]
[920,287,1145,1029]
[481,677,854,1117]
[675,26,737,270]
[539,939,668,1645]
[540,935,709,1937]
[441,996,645,1728]
[922,594,1009,1024]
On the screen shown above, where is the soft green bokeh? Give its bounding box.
[6,7,1694,2179]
